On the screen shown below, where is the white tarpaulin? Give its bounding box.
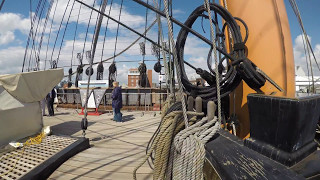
[0,69,63,103]
[0,69,63,147]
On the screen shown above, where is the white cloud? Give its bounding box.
[0,46,26,75]
[0,31,15,45]
[0,13,30,45]
[293,34,320,76]
[52,1,145,31]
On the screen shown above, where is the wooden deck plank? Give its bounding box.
[45,109,158,180]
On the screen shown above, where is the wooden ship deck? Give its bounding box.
[44,108,159,180]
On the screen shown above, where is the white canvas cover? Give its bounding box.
[0,69,63,147]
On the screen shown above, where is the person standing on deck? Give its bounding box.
[111,81,123,122]
[46,88,56,116]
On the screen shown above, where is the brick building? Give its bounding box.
[128,68,152,87]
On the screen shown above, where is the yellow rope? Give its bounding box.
[0,132,46,178]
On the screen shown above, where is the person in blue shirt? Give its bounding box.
[46,88,56,116]
[111,81,123,122]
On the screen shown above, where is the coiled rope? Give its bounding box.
[176,3,266,102]
[172,117,220,180]
[133,111,204,180]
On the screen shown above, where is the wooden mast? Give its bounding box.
[220,0,296,138]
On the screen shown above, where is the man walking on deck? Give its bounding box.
[47,88,56,116]
[111,81,123,122]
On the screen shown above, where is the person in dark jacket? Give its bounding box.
[46,88,56,116]
[111,81,123,122]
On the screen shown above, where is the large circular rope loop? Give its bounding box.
[176,3,266,102]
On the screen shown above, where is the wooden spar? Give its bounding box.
[91,0,108,60]
[220,0,296,138]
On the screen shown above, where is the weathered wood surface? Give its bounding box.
[44,109,159,180]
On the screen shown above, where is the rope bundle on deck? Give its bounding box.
[133,100,220,180]
[133,110,204,180]
[172,117,220,180]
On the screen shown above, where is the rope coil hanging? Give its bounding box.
[175,3,266,103]
[97,62,104,80]
[109,62,117,87]
[138,62,149,87]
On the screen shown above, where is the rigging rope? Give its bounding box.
[29,0,47,71]
[0,0,5,12]
[44,0,59,70]
[80,0,97,67]
[289,0,320,92]
[63,18,158,78]
[108,0,123,87]
[56,0,76,64]
[50,0,72,68]
[204,0,222,125]
[36,0,54,70]
[163,0,189,128]
[22,0,44,72]
[70,1,83,85]
[112,0,124,63]
[91,0,108,80]
[100,0,114,62]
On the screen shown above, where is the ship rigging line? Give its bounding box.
[63,18,158,78]
[56,0,76,64]
[49,0,72,68]
[74,0,234,62]
[43,0,59,70]
[22,0,44,72]
[36,0,54,70]
[289,0,319,93]
[28,0,47,71]
[112,0,123,63]
[70,1,83,71]
[101,0,114,62]
[73,0,199,72]
[80,0,97,66]
[0,0,5,12]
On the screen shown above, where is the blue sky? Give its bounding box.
[0,0,319,85]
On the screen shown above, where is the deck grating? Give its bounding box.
[0,136,77,180]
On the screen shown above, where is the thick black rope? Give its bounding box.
[176,3,265,102]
